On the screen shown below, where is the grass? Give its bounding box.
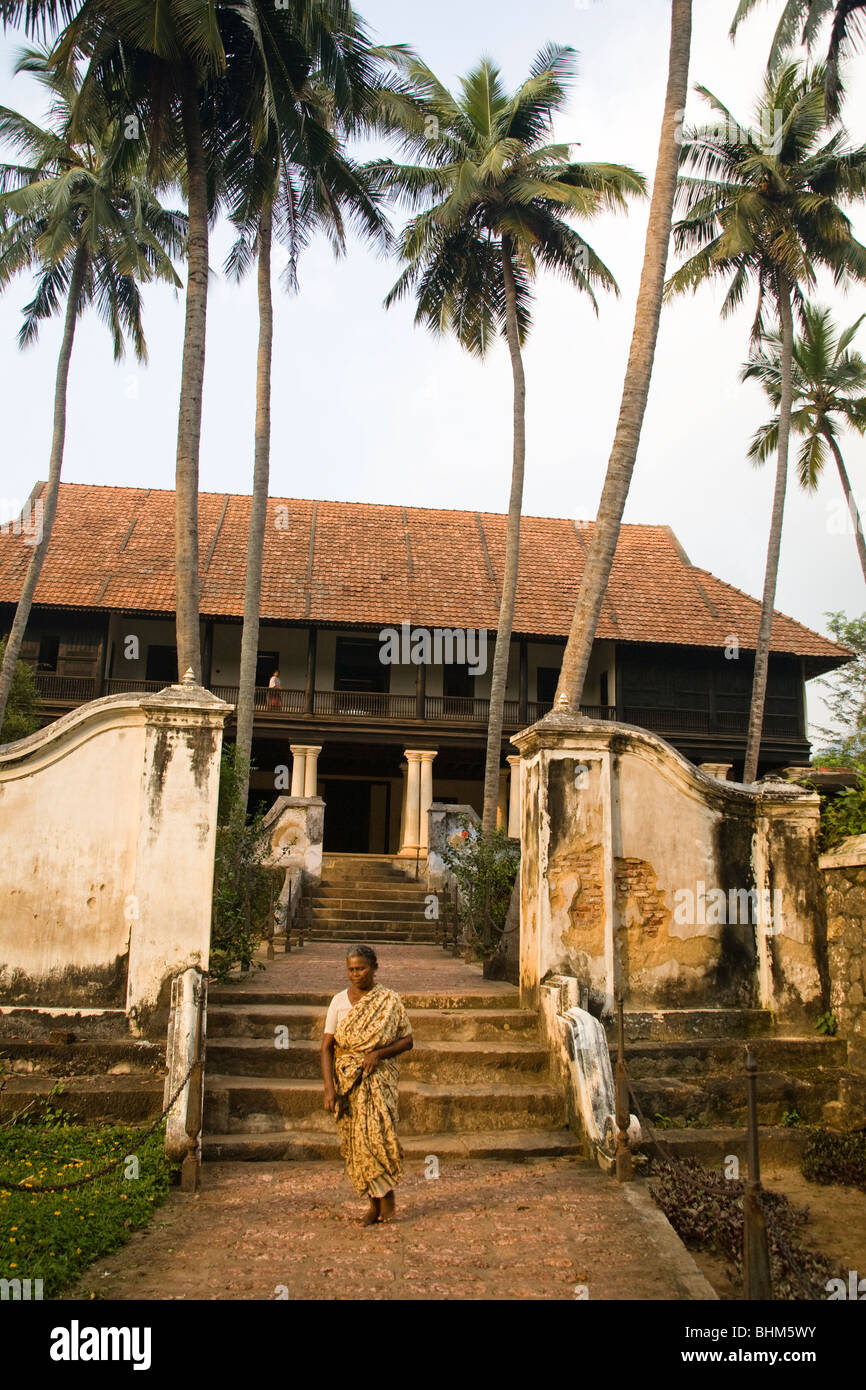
[0,1121,178,1298]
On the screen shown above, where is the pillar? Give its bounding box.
[398,761,408,852]
[507,754,521,838]
[418,750,437,852]
[304,745,322,798]
[398,751,423,856]
[290,745,307,797]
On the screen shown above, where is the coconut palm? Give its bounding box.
[744,304,866,579]
[0,48,184,736]
[1,0,380,682]
[553,0,693,720]
[370,45,646,833]
[220,9,390,816]
[665,62,866,782]
[731,0,866,116]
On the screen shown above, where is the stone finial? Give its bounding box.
[181,667,197,687]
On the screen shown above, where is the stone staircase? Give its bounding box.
[608,1006,851,1165]
[203,950,581,1163]
[302,854,439,944]
[0,1032,165,1123]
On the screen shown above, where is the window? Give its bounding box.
[145,645,178,683]
[38,634,60,672]
[334,636,389,693]
[536,666,560,703]
[443,663,474,700]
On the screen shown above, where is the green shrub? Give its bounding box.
[0,1122,177,1297]
[0,638,40,744]
[818,762,866,849]
[801,1126,866,1192]
[651,1157,841,1299]
[210,745,273,981]
[440,820,519,959]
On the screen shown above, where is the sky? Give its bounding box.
[0,0,864,744]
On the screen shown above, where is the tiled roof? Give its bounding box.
[0,483,846,671]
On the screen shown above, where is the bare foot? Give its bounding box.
[360,1199,380,1227]
[378,1191,396,1223]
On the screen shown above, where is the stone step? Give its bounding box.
[611,1008,774,1042]
[611,1036,849,1079]
[0,1039,164,1076]
[307,905,433,922]
[313,877,425,893]
[203,1076,565,1135]
[642,1125,810,1168]
[203,1127,584,1163]
[209,987,521,1010]
[205,1037,550,1083]
[311,883,430,900]
[0,1074,164,1124]
[305,928,439,943]
[632,1071,840,1127]
[206,1004,539,1042]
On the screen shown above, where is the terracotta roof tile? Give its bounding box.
[0,482,845,670]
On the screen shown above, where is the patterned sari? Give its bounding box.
[332,984,411,1198]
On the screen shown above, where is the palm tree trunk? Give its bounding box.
[174,65,208,683]
[826,430,866,582]
[554,0,692,710]
[481,236,526,836]
[743,279,794,784]
[0,246,87,737]
[235,190,274,818]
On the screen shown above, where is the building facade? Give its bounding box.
[0,483,846,854]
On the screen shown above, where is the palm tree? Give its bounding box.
[731,0,866,116]
[743,303,866,579]
[370,46,645,833]
[665,63,866,782]
[2,0,377,682]
[0,48,184,736]
[553,0,693,718]
[220,8,390,816]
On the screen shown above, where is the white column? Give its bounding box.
[418,750,437,853]
[304,745,322,798]
[398,761,408,852]
[399,750,423,856]
[497,768,508,830]
[506,755,521,838]
[289,745,307,797]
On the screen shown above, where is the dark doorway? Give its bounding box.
[323,780,372,853]
[146,644,178,682]
[255,651,279,688]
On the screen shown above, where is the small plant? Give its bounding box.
[801,1126,866,1192]
[816,1011,838,1037]
[210,745,273,982]
[440,819,519,960]
[782,1108,803,1128]
[0,638,40,743]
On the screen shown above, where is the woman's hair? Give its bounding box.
[347,944,378,970]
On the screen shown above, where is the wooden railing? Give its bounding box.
[34,675,800,739]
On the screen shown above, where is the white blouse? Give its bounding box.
[324,989,353,1036]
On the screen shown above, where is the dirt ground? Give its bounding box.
[688,1165,866,1300]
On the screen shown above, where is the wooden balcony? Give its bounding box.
[32,674,799,742]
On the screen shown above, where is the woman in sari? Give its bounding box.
[321,945,413,1225]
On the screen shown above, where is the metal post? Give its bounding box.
[615,992,634,1182]
[743,1048,773,1299]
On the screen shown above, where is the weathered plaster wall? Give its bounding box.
[0,682,230,1035]
[513,712,825,1022]
[820,836,866,1073]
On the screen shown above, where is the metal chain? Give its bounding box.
[5,1054,203,1195]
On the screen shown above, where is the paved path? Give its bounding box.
[215,941,517,1001]
[70,1158,714,1301]
[70,946,715,1301]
